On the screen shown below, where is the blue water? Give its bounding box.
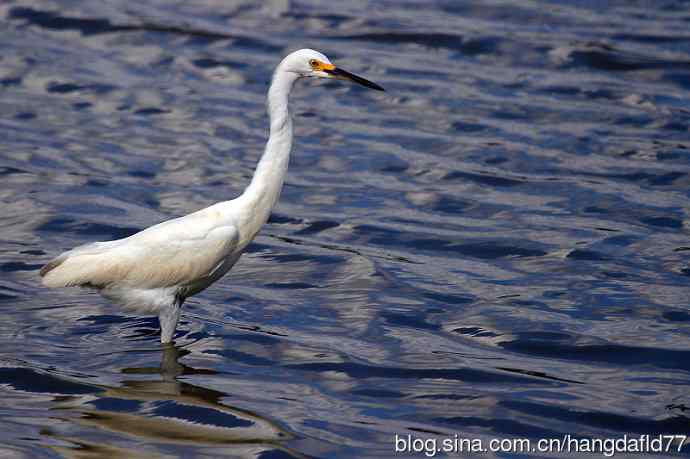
[1,1,690,457]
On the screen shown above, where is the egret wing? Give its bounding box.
[41,212,240,290]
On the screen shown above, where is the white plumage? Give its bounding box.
[40,49,383,343]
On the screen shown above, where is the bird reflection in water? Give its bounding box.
[45,345,305,458]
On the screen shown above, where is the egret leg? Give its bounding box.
[159,301,181,344]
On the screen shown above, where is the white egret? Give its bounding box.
[40,49,384,343]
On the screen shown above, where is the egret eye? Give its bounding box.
[309,59,319,68]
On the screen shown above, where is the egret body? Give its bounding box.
[40,49,383,343]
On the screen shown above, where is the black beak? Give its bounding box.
[325,67,385,91]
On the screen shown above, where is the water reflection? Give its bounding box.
[47,346,300,457]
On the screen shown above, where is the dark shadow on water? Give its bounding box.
[41,345,309,457]
[0,261,43,272]
[502,399,690,436]
[37,216,140,240]
[501,333,690,373]
[8,6,280,52]
[337,32,501,56]
[563,42,690,72]
[353,224,549,259]
[0,367,100,395]
[285,361,563,386]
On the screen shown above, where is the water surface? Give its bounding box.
[1,1,690,457]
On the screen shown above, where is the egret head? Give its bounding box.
[279,49,384,91]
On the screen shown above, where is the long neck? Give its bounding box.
[239,69,297,234]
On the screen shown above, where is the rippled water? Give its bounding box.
[1,1,690,457]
